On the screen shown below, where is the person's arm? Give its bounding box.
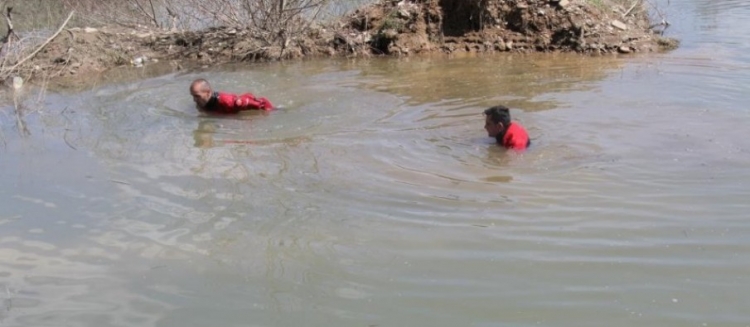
[215,92,242,114]
[235,93,274,111]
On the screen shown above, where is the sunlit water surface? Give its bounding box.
[1,1,749,326]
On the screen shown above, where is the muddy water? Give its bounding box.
[2,1,750,326]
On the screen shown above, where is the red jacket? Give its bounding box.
[203,91,274,113]
[500,122,530,151]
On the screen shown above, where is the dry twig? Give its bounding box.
[644,0,670,30]
[1,6,19,44]
[6,11,75,74]
[622,0,641,18]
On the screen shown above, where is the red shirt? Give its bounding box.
[500,122,530,151]
[203,91,274,113]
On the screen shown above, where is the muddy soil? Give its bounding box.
[14,0,679,86]
[339,0,677,55]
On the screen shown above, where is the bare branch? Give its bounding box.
[148,0,160,28]
[622,0,641,18]
[2,6,19,45]
[7,11,75,73]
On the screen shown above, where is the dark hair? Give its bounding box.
[484,105,511,127]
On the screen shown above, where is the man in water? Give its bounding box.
[483,105,530,151]
[189,78,274,113]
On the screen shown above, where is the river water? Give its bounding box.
[1,1,749,326]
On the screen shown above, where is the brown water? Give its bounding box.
[2,1,750,326]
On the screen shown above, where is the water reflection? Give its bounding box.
[48,62,188,94]
[193,120,218,148]
[192,118,273,149]
[349,53,625,111]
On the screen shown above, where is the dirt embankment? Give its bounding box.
[13,0,679,84]
[337,0,677,55]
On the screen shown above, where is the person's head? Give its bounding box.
[190,79,213,108]
[483,105,512,138]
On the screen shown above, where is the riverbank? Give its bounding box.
[1,0,678,89]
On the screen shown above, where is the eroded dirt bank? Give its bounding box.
[14,0,679,84]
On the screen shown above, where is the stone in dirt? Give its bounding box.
[11,76,23,91]
[611,20,628,31]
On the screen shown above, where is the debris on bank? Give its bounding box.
[3,0,679,86]
[334,0,678,56]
